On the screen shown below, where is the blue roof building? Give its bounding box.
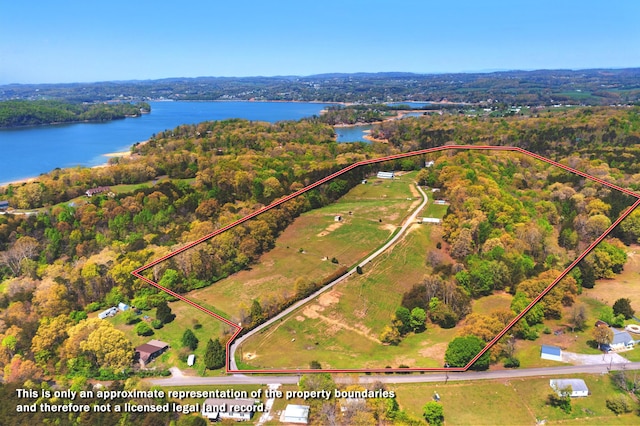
[541,345,562,361]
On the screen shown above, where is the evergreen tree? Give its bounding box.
[181,329,199,350]
[156,301,174,324]
[250,299,264,327]
[613,298,635,320]
[204,338,225,370]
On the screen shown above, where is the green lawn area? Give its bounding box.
[188,172,420,321]
[107,299,227,374]
[422,201,448,219]
[238,224,460,370]
[471,292,513,316]
[393,374,639,425]
[515,296,607,368]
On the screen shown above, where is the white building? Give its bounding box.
[605,328,635,351]
[377,171,395,179]
[282,404,310,424]
[201,398,258,422]
[421,217,442,224]
[540,345,562,362]
[549,379,589,397]
[98,307,118,319]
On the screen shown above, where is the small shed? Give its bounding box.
[334,215,342,222]
[540,345,562,362]
[117,302,130,311]
[550,379,589,397]
[187,354,195,366]
[282,404,310,424]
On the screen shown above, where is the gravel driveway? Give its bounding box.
[562,351,629,365]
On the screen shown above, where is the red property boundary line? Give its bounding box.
[132,145,640,374]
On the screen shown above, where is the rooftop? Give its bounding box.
[550,379,589,393]
[611,329,633,345]
[541,345,561,356]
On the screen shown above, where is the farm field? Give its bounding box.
[238,221,461,370]
[188,172,420,321]
[393,373,638,425]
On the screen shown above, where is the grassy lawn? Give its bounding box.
[515,296,607,368]
[107,299,227,374]
[471,292,513,316]
[422,202,448,219]
[188,173,419,321]
[582,245,640,309]
[513,248,640,368]
[394,374,638,425]
[238,224,461,370]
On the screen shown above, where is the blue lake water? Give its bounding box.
[334,125,372,143]
[0,101,331,184]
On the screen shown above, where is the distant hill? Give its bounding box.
[1,68,639,106]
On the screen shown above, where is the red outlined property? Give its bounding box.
[132,145,640,374]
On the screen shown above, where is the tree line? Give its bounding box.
[0,100,150,128]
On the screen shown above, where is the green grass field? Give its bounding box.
[238,224,461,370]
[393,374,638,425]
[421,202,448,219]
[107,299,227,373]
[188,173,420,321]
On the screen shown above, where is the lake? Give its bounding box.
[0,101,331,185]
[334,125,373,143]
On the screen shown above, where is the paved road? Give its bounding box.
[228,183,429,371]
[149,361,640,387]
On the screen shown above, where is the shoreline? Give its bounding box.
[0,144,142,189]
[0,114,144,131]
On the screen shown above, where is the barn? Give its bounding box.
[376,171,395,179]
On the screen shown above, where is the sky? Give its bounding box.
[1,0,639,84]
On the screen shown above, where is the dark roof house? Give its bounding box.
[135,339,169,365]
[0,200,9,210]
[85,186,111,197]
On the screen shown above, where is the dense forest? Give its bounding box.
[0,100,150,128]
[1,106,640,422]
[2,69,639,105]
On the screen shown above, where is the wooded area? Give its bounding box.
[0,100,150,128]
[0,106,639,421]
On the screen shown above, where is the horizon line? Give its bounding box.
[2,66,640,87]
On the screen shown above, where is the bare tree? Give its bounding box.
[0,236,39,276]
[569,304,587,332]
